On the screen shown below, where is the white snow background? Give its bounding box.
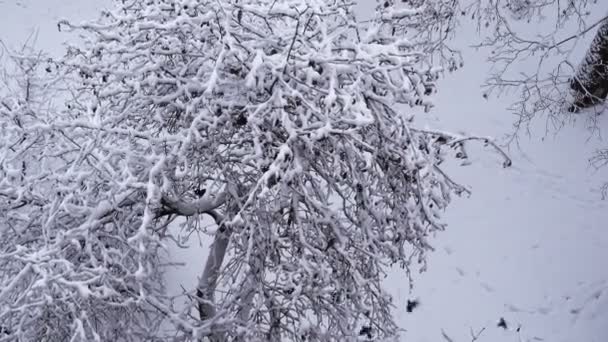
[1,1,607,341]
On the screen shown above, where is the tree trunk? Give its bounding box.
[570,17,608,111]
[197,212,230,342]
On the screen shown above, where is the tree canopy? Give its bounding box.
[0,1,520,341]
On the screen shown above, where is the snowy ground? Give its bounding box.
[2,1,607,341]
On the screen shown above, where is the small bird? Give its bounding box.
[406,299,419,313]
[359,326,372,339]
[497,317,508,330]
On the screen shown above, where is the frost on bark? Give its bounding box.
[570,18,608,111]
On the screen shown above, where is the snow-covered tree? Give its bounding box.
[0,1,509,341]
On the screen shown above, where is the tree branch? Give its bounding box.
[159,192,226,217]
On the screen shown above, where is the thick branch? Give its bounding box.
[159,192,226,217]
[158,193,230,338]
[196,211,230,342]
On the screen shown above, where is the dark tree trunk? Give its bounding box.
[570,18,608,112]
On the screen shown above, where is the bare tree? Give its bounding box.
[0,1,509,341]
[465,0,608,192]
[463,0,607,127]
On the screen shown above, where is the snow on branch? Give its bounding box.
[160,192,226,217]
[0,1,508,341]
